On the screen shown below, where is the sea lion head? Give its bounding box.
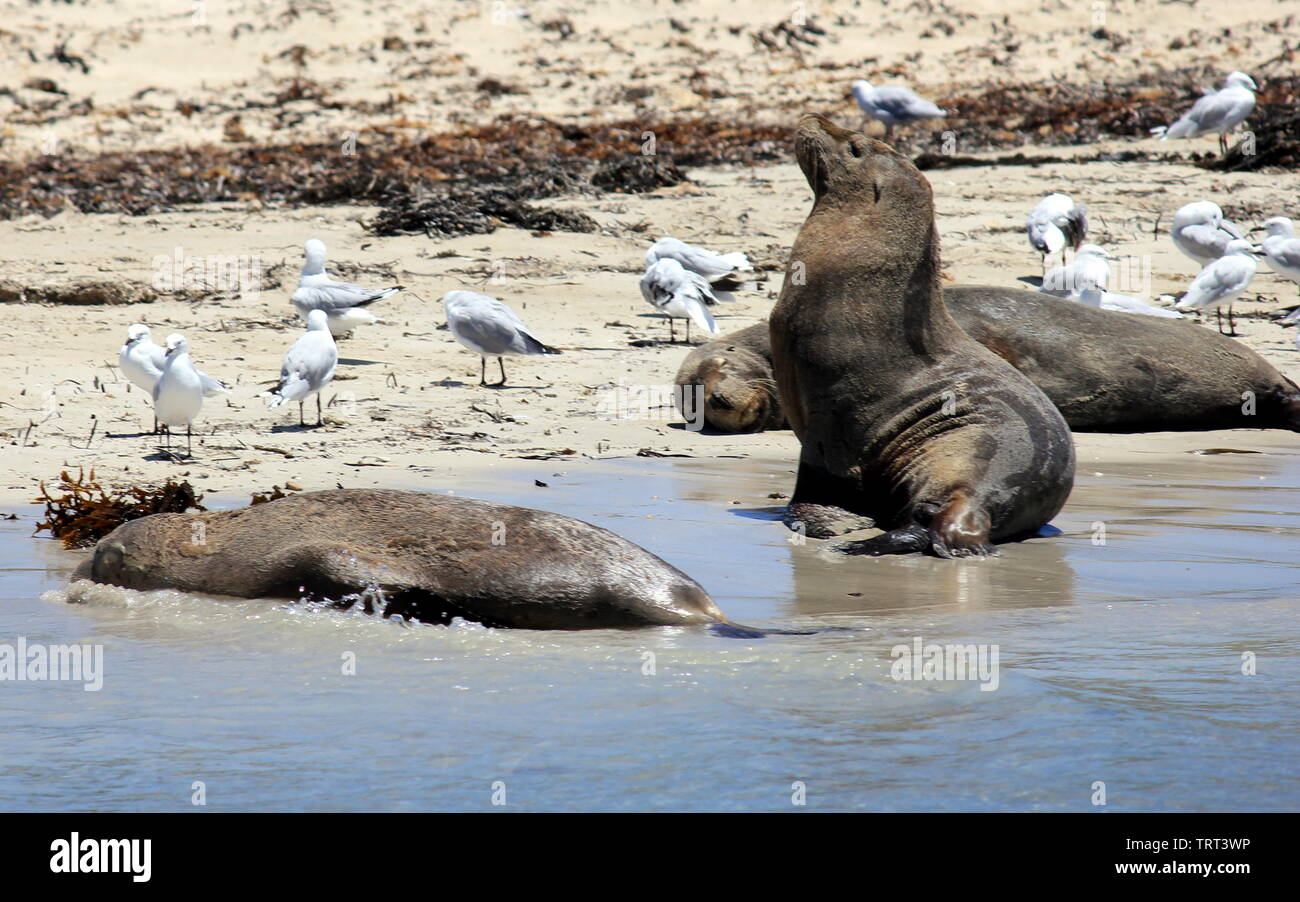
[692,349,780,433]
[794,113,932,213]
[791,113,937,279]
[73,515,187,590]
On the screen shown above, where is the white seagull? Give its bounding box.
[1157,71,1257,156]
[119,324,226,432]
[1026,193,1088,270]
[151,333,205,457]
[442,290,562,387]
[291,238,401,337]
[850,79,946,140]
[1174,239,1259,335]
[645,236,752,290]
[263,309,338,427]
[1040,244,1113,299]
[1077,285,1184,318]
[1171,201,1248,267]
[1258,217,1300,305]
[640,257,725,343]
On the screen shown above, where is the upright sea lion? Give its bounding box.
[768,114,1076,556]
[72,489,758,632]
[677,288,1300,433]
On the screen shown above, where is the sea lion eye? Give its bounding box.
[848,141,864,158]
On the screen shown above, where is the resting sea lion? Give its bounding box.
[674,323,784,433]
[677,288,1300,433]
[71,489,761,632]
[768,114,1076,556]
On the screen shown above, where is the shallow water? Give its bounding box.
[2,446,1298,812]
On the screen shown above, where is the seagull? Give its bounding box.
[1077,285,1184,318]
[849,79,946,141]
[1174,239,1259,335]
[442,290,562,387]
[1258,217,1300,303]
[645,237,752,291]
[151,334,205,457]
[119,324,227,406]
[263,309,338,427]
[1171,201,1248,267]
[1040,244,1113,298]
[1026,193,1088,270]
[291,238,402,337]
[1157,71,1257,156]
[640,257,725,343]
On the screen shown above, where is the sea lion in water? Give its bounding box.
[768,114,1076,555]
[674,323,784,433]
[71,489,759,632]
[677,288,1300,433]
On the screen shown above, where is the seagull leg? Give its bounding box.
[479,357,488,386]
[1228,304,1238,337]
[316,393,324,427]
[186,424,192,458]
[668,317,676,343]
[497,357,508,386]
[1216,309,1225,334]
[299,401,305,427]
[686,320,692,344]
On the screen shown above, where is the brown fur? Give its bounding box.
[71,489,733,630]
[768,114,1075,556]
[676,287,1300,434]
[675,323,786,432]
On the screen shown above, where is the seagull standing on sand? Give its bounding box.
[640,257,725,343]
[1171,201,1248,267]
[264,309,338,427]
[849,79,946,140]
[1026,193,1088,270]
[645,237,752,291]
[1040,244,1113,298]
[442,290,562,387]
[1258,217,1300,304]
[152,334,205,456]
[1175,239,1259,335]
[1157,71,1257,156]
[291,238,402,337]
[119,324,227,431]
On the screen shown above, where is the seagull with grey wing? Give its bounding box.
[119,323,228,432]
[850,79,946,141]
[442,290,562,387]
[291,238,402,337]
[263,309,338,427]
[1257,217,1300,314]
[645,236,752,292]
[1155,71,1257,156]
[1171,201,1248,268]
[1175,239,1260,335]
[1026,193,1088,271]
[640,257,726,343]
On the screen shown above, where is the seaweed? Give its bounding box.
[35,469,205,549]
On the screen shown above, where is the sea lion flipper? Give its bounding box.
[784,502,875,539]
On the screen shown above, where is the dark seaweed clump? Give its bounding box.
[36,469,204,549]
[590,156,687,193]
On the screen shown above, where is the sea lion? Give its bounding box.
[677,288,1300,433]
[674,323,784,433]
[768,114,1076,556]
[71,488,758,632]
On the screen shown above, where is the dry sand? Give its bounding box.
[1,0,1297,508]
